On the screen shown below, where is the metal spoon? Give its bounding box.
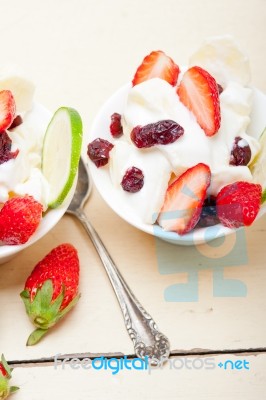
[67,158,170,365]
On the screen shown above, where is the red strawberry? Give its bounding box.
[0,90,16,132]
[177,66,221,137]
[216,181,262,228]
[158,163,211,235]
[0,195,43,245]
[20,243,80,345]
[0,354,19,399]
[0,363,8,378]
[132,50,180,87]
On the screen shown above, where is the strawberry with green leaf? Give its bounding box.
[0,355,19,400]
[20,243,80,346]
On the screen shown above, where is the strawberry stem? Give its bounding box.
[26,328,48,346]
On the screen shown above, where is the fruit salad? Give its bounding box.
[0,68,82,246]
[88,36,265,235]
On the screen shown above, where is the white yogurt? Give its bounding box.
[109,37,261,227]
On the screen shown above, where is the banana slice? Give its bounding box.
[189,35,250,88]
[0,64,35,113]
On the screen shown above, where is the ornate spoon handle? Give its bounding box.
[74,209,170,365]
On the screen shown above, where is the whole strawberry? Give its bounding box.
[0,195,43,245]
[216,181,262,228]
[20,243,80,346]
[0,355,19,399]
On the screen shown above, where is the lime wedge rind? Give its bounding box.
[262,189,266,204]
[42,107,83,209]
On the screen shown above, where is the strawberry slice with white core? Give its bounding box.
[132,50,180,87]
[177,66,221,137]
[158,163,211,235]
[0,90,16,131]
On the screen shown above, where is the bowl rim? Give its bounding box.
[88,82,266,245]
[0,103,75,259]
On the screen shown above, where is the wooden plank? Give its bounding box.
[1,190,266,359]
[0,0,266,362]
[8,353,266,400]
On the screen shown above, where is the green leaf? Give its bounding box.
[10,386,20,393]
[21,280,64,329]
[0,376,9,399]
[20,290,30,299]
[26,329,48,346]
[35,280,54,311]
[262,189,266,204]
[0,355,11,379]
[58,293,81,320]
[41,280,54,308]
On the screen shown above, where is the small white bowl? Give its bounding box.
[0,104,75,264]
[89,83,266,245]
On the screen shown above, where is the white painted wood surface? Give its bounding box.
[0,0,266,397]
[1,204,266,360]
[9,354,266,399]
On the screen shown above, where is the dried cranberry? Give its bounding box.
[229,136,251,166]
[9,115,23,130]
[130,120,184,148]
[87,138,114,168]
[196,195,219,228]
[121,167,144,193]
[110,113,123,138]
[0,131,19,165]
[217,84,224,94]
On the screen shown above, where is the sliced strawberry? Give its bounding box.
[216,181,262,228]
[0,90,16,132]
[177,66,221,137]
[132,50,179,87]
[0,195,43,245]
[158,163,211,235]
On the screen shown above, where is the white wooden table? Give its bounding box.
[1,0,266,398]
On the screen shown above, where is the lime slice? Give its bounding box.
[42,107,83,208]
[250,127,266,202]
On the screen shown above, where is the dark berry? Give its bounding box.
[217,84,224,94]
[130,120,184,148]
[196,195,219,228]
[110,113,123,138]
[0,131,19,165]
[229,136,251,166]
[121,167,144,193]
[87,138,114,168]
[9,115,23,130]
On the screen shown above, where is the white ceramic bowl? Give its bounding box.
[0,103,76,264]
[89,83,266,245]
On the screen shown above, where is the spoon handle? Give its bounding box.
[74,209,170,365]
